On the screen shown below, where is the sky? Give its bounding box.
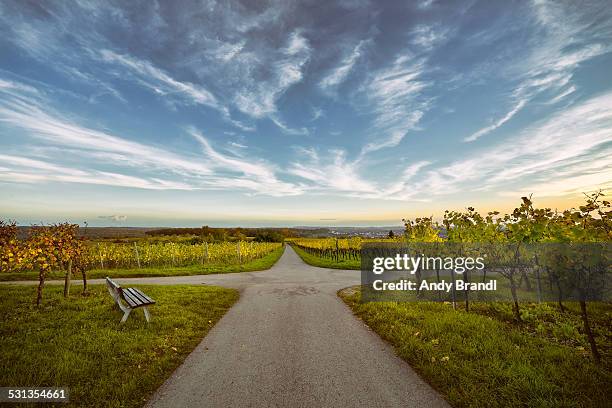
[0,0,611,227]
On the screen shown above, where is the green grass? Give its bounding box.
[290,245,360,269]
[0,246,285,281]
[0,284,238,407]
[339,286,611,408]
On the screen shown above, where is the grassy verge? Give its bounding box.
[290,245,359,269]
[0,284,238,407]
[339,286,611,408]
[0,246,285,281]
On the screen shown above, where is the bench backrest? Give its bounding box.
[106,277,121,292]
[106,277,124,304]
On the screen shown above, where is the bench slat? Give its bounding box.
[133,289,155,305]
[121,290,141,308]
[130,288,155,304]
[122,290,139,307]
[125,288,153,305]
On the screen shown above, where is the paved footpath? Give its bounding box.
[6,246,449,408]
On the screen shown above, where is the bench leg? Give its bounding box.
[120,308,132,323]
[143,307,151,323]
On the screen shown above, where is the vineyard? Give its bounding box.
[0,221,280,305]
[290,192,611,365]
[93,241,280,269]
[0,231,281,273]
[287,237,365,261]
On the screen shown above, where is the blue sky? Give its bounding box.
[0,0,611,227]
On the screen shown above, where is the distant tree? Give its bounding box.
[234,232,248,241]
[212,229,228,242]
[254,231,284,243]
[388,230,395,238]
[188,236,204,245]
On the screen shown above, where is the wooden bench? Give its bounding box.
[105,277,156,323]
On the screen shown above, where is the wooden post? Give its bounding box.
[63,259,72,298]
[335,239,339,262]
[134,242,141,269]
[534,254,542,303]
[97,244,104,269]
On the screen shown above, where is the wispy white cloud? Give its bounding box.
[417,0,435,9]
[498,153,612,198]
[0,78,40,95]
[99,49,221,111]
[98,215,128,222]
[229,142,247,149]
[0,5,128,105]
[524,1,611,78]
[311,107,324,121]
[381,161,432,197]
[289,48,435,196]
[464,99,527,142]
[0,93,214,178]
[0,155,194,190]
[270,116,309,136]
[410,90,612,198]
[288,149,433,200]
[288,148,375,194]
[411,25,448,50]
[187,127,303,196]
[0,154,87,175]
[463,1,612,142]
[547,85,576,105]
[360,56,430,155]
[208,40,246,63]
[320,40,367,91]
[233,31,311,122]
[234,31,311,118]
[0,81,302,196]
